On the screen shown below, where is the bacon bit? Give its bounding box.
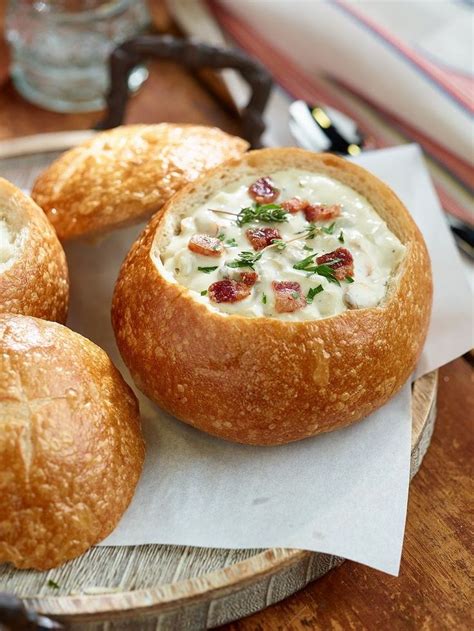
[281,197,308,213]
[272,281,307,313]
[245,227,281,251]
[240,271,258,286]
[248,176,280,203]
[188,234,224,257]
[304,203,342,223]
[316,247,354,280]
[208,279,252,303]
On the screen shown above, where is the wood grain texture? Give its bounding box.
[219,359,474,631]
[0,371,435,630]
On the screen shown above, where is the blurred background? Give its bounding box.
[0,0,472,236]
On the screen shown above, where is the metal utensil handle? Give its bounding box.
[95,34,273,148]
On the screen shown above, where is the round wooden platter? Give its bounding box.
[0,142,438,630]
[0,372,438,631]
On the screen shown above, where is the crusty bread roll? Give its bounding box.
[112,148,432,445]
[31,124,249,240]
[0,314,145,570]
[0,178,68,322]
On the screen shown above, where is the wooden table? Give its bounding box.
[0,16,472,630]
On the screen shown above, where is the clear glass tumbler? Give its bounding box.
[5,0,150,112]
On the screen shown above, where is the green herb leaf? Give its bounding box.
[292,253,317,270]
[225,238,238,247]
[227,251,262,270]
[197,266,218,274]
[272,239,287,250]
[312,264,341,285]
[200,290,208,295]
[322,222,336,235]
[236,203,288,226]
[345,276,354,283]
[47,579,60,589]
[338,230,345,243]
[303,245,313,252]
[306,285,324,303]
[292,256,340,285]
[217,233,226,241]
[262,293,267,304]
[297,223,321,240]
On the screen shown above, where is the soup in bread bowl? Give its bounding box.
[112,148,432,445]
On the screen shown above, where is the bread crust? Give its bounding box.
[31,124,249,240]
[112,149,432,445]
[0,178,69,323]
[0,314,145,569]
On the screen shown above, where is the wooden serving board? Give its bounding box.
[0,139,438,630]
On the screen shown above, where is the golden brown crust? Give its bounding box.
[31,124,249,240]
[0,178,69,323]
[112,148,432,445]
[0,314,145,570]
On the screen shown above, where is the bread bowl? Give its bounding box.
[112,148,432,445]
[0,177,68,322]
[31,123,249,240]
[0,314,145,570]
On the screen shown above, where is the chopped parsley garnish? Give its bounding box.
[262,293,267,304]
[297,222,337,240]
[47,579,60,589]
[346,276,354,283]
[306,285,324,303]
[338,230,345,243]
[200,290,208,296]
[292,253,318,271]
[322,222,336,235]
[298,223,321,240]
[227,251,262,270]
[197,266,218,274]
[217,233,226,241]
[272,239,287,250]
[236,203,288,226]
[292,254,340,285]
[303,244,313,252]
[312,265,340,285]
[225,237,238,247]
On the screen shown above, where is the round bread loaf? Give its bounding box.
[0,314,145,570]
[31,124,249,240]
[112,148,432,445]
[0,178,68,322]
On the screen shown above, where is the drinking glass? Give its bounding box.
[5,0,150,112]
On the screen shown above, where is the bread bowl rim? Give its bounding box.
[0,177,69,322]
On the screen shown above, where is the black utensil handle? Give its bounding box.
[0,592,63,630]
[95,34,273,148]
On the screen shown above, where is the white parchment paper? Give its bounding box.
[63,145,472,576]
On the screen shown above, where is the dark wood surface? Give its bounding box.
[0,4,472,629]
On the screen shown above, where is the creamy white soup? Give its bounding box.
[155,169,406,321]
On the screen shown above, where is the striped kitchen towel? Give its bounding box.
[203,0,473,223]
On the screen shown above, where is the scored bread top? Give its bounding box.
[31,124,249,240]
[0,314,145,569]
